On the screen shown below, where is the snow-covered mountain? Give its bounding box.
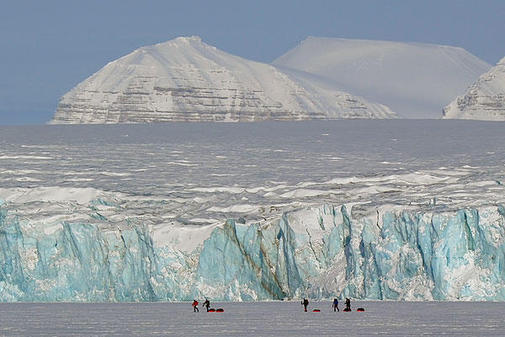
[273,37,491,119]
[443,57,505,120]
[51,36,394,124]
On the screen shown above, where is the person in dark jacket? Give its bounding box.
[345,298,351,311]
[203,299,210,312]
[301,298,309,312]
[332,298,340,312]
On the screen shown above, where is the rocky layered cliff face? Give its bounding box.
[443,57,505,120]
[51,37,395,124]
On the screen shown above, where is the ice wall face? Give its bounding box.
[51,36,395,124]
[443,57,505,120]
[2,202,505,302]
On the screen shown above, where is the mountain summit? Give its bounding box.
[51,36,394,124]
[274,37,490,118]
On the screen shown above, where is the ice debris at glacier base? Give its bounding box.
[1,202,505,302]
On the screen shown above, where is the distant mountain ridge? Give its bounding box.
[273,37,491,119]
[51,36,395,124]
[443,57,505,120]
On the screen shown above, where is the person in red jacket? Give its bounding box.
[192,300,199,312]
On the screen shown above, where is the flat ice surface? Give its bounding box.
[0,302,504,336]
[1,120,505,229]
[3,120,505,188]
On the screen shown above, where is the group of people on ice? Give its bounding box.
[193,297,355,312]
[192,298,211,312]
[301,297,352,312]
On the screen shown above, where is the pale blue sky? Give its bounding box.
[1,0,504,124]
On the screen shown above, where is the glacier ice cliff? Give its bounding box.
[1,202,505,302]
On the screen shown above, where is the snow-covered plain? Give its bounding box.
[0,302,504,336]
[1,121,505,301]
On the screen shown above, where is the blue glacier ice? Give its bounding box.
[1,202,505,302]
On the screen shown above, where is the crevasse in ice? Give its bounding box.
[1,203,504,302]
